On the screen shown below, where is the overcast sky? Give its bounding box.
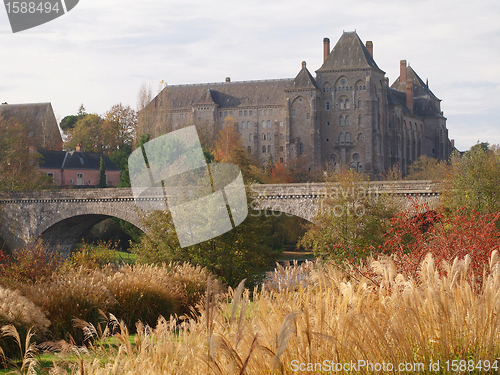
[1,0,499,151]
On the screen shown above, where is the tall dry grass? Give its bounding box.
[49,253,500,374]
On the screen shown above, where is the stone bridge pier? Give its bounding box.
[0,189,153,256]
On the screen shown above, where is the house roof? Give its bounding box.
[291,62,319,90]
[318,31,384,73]
[150,78,294,111]
[387,86,444,118]
[37,150,120,171]
[0,102,63,150]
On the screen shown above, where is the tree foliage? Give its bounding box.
[132,200,281,288]
[299,168,397,260]
[0,116,52,191]
[405,155,451,180]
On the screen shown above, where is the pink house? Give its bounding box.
[38,149,121,187]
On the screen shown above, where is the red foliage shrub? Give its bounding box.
[379,198,500,285]
[0,240,63,287]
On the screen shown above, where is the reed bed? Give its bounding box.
[47,252,500,374]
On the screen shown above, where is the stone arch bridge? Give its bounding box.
[0,181,442,255]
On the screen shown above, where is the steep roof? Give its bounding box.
[387,87,443,118]
[38,150,68,169]
[318,31,384,73]
[151,79,294,111]
[0,102,63,150]
[291,62,319,90]
[63,152,120,171]
[391,66,440,101]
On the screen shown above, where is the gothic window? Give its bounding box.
[363,85,366,90]
[358,99,361,109]
[345,116,350,126]
[268,145,271,153]
[249,133,253,141]
[339,99,344,109]
[340,116,345,126]
[262,146,266,153]
[358,133,363,142]
[339,132,345,142]
[267,133,271,140]
[262,120,266,128]
[247,121,251,128]
[262,133,266,140]
[345,132,351,142]
[241,121,246,129]
[267,120,271,127]
[358,116,363,126]
[345,98,350,109]
[248,146,251,153]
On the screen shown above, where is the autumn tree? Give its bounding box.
[0,116,51,191]
[405,155,451,180]
[213,115,260,182]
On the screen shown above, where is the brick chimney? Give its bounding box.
[301,61,307,69]
[451,139,455,149]
[406,79,414,112]
[323,37,330,62]
[365,41,373,58]
[400,60,407,91]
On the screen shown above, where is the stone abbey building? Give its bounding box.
[138,31,452,178]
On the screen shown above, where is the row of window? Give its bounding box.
[335,132,364,143]
[322,85,367,93]
[241,121,284,130]
[247,133,285,141]
[326,99,362,110]
[220,108,286,118]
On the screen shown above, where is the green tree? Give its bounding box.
[405,155,451,180]
[99,156,106,188]
[299,167,397,260]
[0,116,51,191]
[444,143,500,214]
[132,200,281,288]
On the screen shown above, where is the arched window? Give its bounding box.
[247,121,251,128]
[241,121,246,129]
[262,120,266,128]
[267,145,271,153]
[345,132,351,142]
[267,133,271,140]
[358,116,363,126]
[262,146,266,153]
[247,146,251,154]
[357,133,363,142]
[345,98,349,109]
[262,133,266,140]
[339,132,345,142]
[340,116,345,126]
[339,99,344,109]
[249,133,253,141]
[358,99,361,109]
[345,116,350,126]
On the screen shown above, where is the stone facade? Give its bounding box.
[137,31,451,179]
